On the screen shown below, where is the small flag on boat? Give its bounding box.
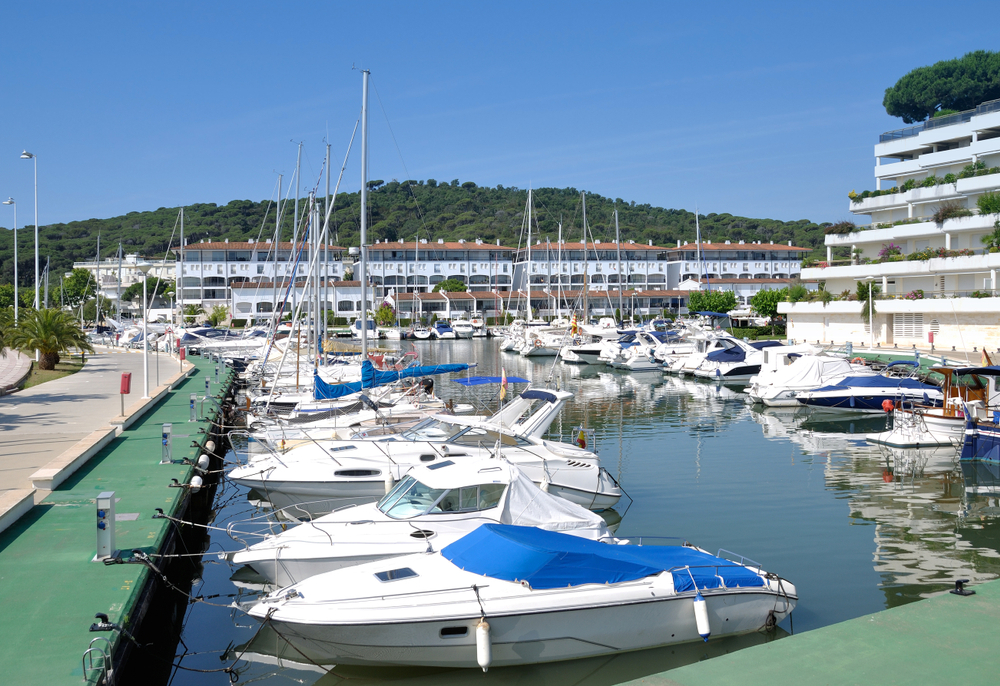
[576,428,587,449]
[570,313,578,335]
[500,368,508,401]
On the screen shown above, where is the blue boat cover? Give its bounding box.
[453,376,530,386]
[749,340,784,350]
[313,360,471,400]
[811,375,936,393]
[705,347,746,363]
[441,524,764,591]
[696,311,731,318]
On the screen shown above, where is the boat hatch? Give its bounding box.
[426,460,455,470]
[420,454,437,462]
[374,567,418,582]
[440,626,468,638]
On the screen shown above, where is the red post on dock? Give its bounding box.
[120,372,132,416]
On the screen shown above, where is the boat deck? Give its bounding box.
[0,356,224,685]
[626,577,1000,685]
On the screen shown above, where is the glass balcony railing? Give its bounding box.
[879,97,1000,143]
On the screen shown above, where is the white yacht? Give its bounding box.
[231,459,613,586]
[248,524,796,670]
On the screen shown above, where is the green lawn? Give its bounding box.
[21,354,86,389]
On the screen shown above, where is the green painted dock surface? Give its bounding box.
[0,357,219,685]
[626,579,1000,686]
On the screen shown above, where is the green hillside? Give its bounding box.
[0,180,830,286]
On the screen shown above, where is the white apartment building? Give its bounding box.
[368,239,514,293]
[230,280,370,322]
[784,97,1000,350]
[512,240,674,291]
[71,253,174,311]
[175,240,345,307]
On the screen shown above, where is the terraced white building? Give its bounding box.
[783,97,1000,351]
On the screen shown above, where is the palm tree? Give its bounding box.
[981,227,1000,250]
[182,304,204,324]
[206,305,229,327]
[7,308,94,370]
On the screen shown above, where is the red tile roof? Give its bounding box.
[370,241,514,251]
[669,243,809,252]
[177,241,343,251]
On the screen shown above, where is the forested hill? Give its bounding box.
[0,179,830,285]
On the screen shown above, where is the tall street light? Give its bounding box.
[2,198,16,320]
[19,151,38,311]
[138,261,153,398]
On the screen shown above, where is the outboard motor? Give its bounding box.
[420,378,434,396]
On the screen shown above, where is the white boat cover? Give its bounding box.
[758,355,853,390]
[500,465,610,536]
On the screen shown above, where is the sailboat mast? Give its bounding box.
[324,142,331,359]
[695,208,703,289]
[581,192,588,324]
[359,69,370,358]
[546,237,552,320]
[94,234,100,322]
[615,207,623,321]
[526,188,532,323]
[273,173,282,321]
[116,243,123,324]
[178,208,184,327]
[557,218,563,320]
[292,143,302,316]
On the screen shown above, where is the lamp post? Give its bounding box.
[138,261,153,398]
[19,151,37,310]
[2,198,15,320]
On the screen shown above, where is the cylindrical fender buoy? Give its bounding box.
[190,475,204,494]
[205,440,216,454]
[693,592,710,642]
[476,619,492,672]
[540,478,551,493]
[196,454,210,471]
[384,473,396,494]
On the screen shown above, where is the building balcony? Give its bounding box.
[802,250,1000,282]
[876,99,1000,152]
[825,212,997,247]
[847,174,1000,215]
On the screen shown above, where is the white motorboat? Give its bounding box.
[450,319,475,339]
[231,458,613,586]
[248,523,796,669]
[432,321,457,339]
[228,389,623,517]
[410,325,432,340]
[693,340,816,382]
[795,362,943,413]
[609,331,673,371]
[747,354,872,406]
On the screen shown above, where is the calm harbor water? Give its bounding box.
[160,338,1000,685]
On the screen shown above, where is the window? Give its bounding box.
[374,567,418,582]
[338,301,354,311]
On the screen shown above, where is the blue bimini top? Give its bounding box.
[441,524,764,592]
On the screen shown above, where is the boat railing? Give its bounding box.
[715,548,763,572]
[630,535,689,547]
[666,562,765,591]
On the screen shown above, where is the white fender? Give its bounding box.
[196,454,210,471]
[476,619,492,672]
[693,592,710,641]
[384,473,396,494]
[189,475,204,494]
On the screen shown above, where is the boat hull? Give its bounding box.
[263,588,795,668]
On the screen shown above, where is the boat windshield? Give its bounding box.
[398,419,529,446]
[377,475,507,518]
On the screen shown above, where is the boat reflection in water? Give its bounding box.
[224,622,788,686]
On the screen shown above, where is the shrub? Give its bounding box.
[921,175,940,188]
[944,173,957,184]
[229,318,247,328]
[878,243,902,261]
[933,200,973,224]
[825,221,857,234]
[977,191,1000,217]
[903,289,924,300]
[971,290,993,298]
[959,161,987,179]
[901,178,918,192]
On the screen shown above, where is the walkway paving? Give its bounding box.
[0,347,183,493]
[0,348,32,393]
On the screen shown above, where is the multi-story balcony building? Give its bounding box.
[512,240,674,292]
[71,253,174,311]
[174,240,345,307]
[785,98,1000,350]
[367,238,514,293]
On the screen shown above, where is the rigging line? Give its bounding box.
[245,176,281,313]
[369,77,434,239]
[148,210,182,308]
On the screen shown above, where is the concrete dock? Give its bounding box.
[626,579,1000,685]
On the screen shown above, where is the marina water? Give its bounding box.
[154,338,1000,685]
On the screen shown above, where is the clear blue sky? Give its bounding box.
[0,1,996,231]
